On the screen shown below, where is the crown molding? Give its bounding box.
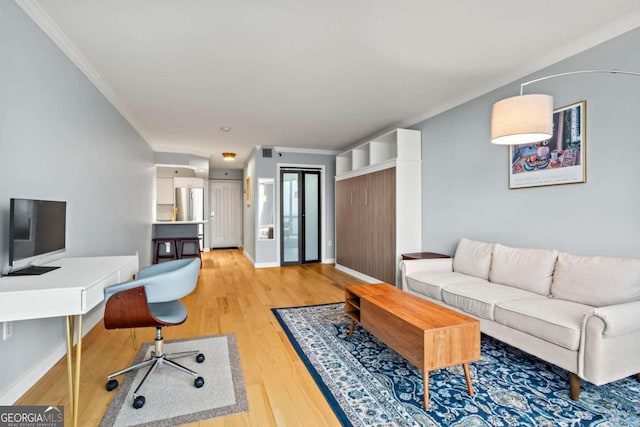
[16,0,155,146]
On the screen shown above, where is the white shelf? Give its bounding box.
[336,151,353,175]
[335,128,420,178]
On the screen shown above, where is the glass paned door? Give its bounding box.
[304,173,319,262]
[280,169,321,265]
[282,172,300,263]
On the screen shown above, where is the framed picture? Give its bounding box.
[245,176,252,206]
[509,100,586,189]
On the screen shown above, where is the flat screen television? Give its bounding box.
[7,198,66,276]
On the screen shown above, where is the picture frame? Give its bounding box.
[509,100,586,189]
[245,177,252,206]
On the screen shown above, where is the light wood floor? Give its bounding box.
[17,249,365,426]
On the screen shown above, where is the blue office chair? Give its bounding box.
[103,258,203,409]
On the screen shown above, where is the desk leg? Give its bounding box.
[65,316,74,418]
[65,315,82,427]
[73,315,82,427]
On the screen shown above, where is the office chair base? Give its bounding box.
[105,329,205,408]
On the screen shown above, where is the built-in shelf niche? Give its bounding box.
[336,128,420,177]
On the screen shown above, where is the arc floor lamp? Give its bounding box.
[491,69,640,145]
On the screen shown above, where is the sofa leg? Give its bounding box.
[569,373,581,400]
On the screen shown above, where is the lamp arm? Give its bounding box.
[519,69,640,95]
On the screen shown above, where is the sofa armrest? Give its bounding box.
[592,300,640,337]
[400,258,453,291]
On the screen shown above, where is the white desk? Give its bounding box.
[0,256,138,427]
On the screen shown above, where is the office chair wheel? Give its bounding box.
[105,379,118,391]
[194,376,205,388]
[196,353,205,363]
[133,395,146,409]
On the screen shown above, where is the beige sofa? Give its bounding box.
[400,238,640,399]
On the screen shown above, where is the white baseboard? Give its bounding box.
[243,250,255,265]
[0,305,105,405]
[243,250,279,268]
[254,262,280,268]
[322,258,335,264]
[334,264,386,284]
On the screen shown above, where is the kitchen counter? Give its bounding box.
[152,221,206,247]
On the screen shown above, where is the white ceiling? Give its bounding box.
[18,0,640,169]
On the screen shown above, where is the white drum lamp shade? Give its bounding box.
[491,94,553,145]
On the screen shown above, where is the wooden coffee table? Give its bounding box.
[345,283,480,407]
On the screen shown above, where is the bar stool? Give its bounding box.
[152,238,178,264]
[177,237,201,261]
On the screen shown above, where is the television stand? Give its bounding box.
[6,265,60,276]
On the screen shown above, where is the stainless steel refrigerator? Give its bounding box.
[175,187,204,249]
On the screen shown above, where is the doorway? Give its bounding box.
[280,169,321,265]
[209,180,243,248]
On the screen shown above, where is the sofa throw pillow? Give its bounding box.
[551,252,640,307]
[489,244,558,296]
[452,238,493,280]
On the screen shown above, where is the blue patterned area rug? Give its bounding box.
[272,303,640,426]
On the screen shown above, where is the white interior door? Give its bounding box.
[209,180,243,248]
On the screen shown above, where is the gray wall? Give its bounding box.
[416,27,640,258]
[0,1,154,402]
[154,152,209,177]
[157,166,197,178]
[243,153,256,261]
[210,168,243,180]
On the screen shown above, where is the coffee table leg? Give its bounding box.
[348,320,355,338]
[423,370,430,408]
[463,363,474,396]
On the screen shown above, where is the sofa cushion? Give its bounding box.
[551,252,640,307]
[406,271,487,301]
[489,244,558,296]
[452,238,494,280]
[494,298,594,351]
[442,281,542,320]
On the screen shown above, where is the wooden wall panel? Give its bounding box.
[335,168,396,284]
[370,168,396,284]
[335,179,350,268]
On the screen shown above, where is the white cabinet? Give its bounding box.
[156,178,175,205]
[335,128,422,285]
